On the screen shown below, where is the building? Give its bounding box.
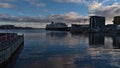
[113,16,120,34]
[113,16,120,25]
[70,24,89,33]
[0,25,15,29]
[90,16,105,31]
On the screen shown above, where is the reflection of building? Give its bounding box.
[89,34,104,46]
[90,16,105,30]
[112,36,120,49]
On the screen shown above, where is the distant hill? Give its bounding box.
[0,25,34,29]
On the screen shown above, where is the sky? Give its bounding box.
[0,0,120,27]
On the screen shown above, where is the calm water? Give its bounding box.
[1,29,120,68]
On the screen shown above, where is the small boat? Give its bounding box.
[45,21,68,31]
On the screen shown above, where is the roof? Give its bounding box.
[90,16,105,18]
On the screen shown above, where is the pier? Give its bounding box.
[0,33,24,67]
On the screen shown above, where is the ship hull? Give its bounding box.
[45,27,69,31]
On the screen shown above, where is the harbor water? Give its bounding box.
[0,29,120,68]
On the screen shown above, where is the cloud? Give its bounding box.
[46,12,88,23]
[35,3,46,7]
[0,12,88,24]
[54,0,120,24]
[88,1,103,10]
[0,0,17,2]
[84,0,109,10]
[54,0,82,3]
[54,0,109,5]
[53,0,110,13]
[0,13,10,18]
[89,1,120,24]
[0,3,15,8]
[25,0,46,7]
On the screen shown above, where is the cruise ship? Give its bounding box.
[45,21,68,31]
[0,33,24,67]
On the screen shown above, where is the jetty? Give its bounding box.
[0,33,24,67]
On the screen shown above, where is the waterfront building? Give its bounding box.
[113,16,120,25]
[70,24,89,33]
[0,25,15,29]
[113,16,120,34]
[90,16,105,31]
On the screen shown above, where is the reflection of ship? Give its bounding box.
[113,35,120,49]
[0,33,24,67]
[46,31,68,38]
[89,33,104,46]
[45,21,68,31]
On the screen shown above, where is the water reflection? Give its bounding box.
[88,34,120,68]
[45,31,85,47]
[89,33,105,47]
[46,31,68,38]
[5,44,24,68]
[1,30,120,68]
[113,35,120,49]
[0,43,24,68]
